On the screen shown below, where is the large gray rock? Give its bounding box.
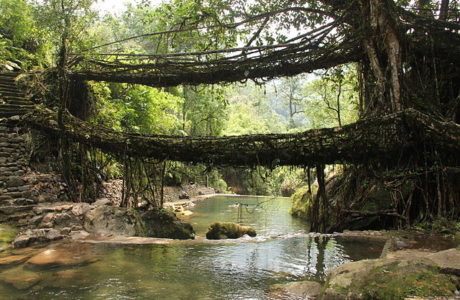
[12,228,64,248]
[382,248,460,275]
[71,203,91,216]
[38,211,81,229]
[140,208,195,240]
[83,205,137,236]
[322,249,460,299]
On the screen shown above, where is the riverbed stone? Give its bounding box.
[0,254,30,266]
[0,266,41,290]
[268,280,322,299]
[25,244,97,269]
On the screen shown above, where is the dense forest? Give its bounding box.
[1,0,459,233]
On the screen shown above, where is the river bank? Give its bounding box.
[1,180,216,249]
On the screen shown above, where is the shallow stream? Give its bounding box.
[0,196,385,299]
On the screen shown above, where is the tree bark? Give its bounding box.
[362,0,403,112]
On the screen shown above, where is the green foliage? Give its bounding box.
[93,82,183,135]
[182,86,227,136]
[413,218,460,234]
[32,0,99,54]
[222,102,271,135]
[303,65,359,128]
[164,162,228,192]
[290,185,316,219]
[0,0,48,68]
[223,83,286,135]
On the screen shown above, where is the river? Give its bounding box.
[0,195,385,299]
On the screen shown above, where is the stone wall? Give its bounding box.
[0,118,36,226]
[0,118,68,228]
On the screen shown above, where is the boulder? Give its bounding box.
[206,222,256,239]
[427,248,460,276]
[71,202,92,216]
[83,205,137,236]
[382,248,460,275]
[53,212,80,227]
[268,281,322,299]
[322,251,459,300]
[12,228,64,248]
[178,190,190,199]
[140,208,195,239]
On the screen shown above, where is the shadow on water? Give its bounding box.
[0,196,385,299]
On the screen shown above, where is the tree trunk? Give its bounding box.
[439,0,450,20]
[361,0,403,113]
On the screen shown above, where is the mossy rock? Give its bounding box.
[322,257,458,299]
[206,222,256,239]
[362,262,456,299]
[290,185,315,219]
[139,208,195,240]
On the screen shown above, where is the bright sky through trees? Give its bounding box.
[93,0,161,14]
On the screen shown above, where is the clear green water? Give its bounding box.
[0,196,384,299]
[187,196,309,237]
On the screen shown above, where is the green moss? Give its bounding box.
[206,222,256,239]
[289,185,316,219]
[0,224,18,248]
[140,208,195,239]
[358,262,456,299]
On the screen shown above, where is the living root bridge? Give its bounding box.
[23,108,460,167]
